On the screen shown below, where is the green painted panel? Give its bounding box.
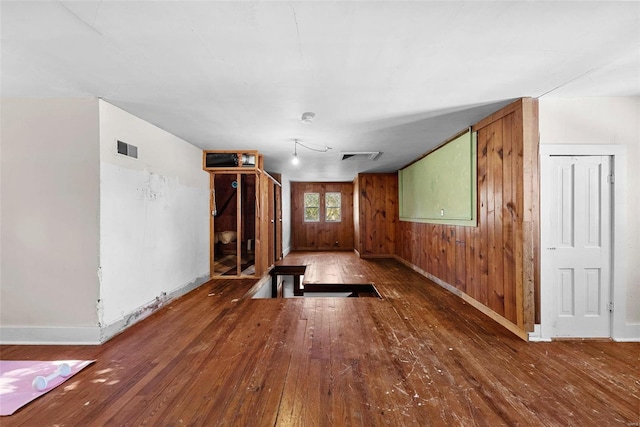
[399,130,477,226]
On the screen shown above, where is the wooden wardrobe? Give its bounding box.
[203,150,282,278]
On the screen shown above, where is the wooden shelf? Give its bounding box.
[202,150,262,171]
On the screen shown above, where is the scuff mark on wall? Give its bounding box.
[96,298,104,328]
[123,292,168,328]
[96,266,104,327]
[137,170,172,201]
[99,291,169,342]
[99,274,208,343]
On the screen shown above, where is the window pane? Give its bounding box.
[325,192,341,222]
[304,192,319,207]
[305,207,319,222]
[326,207,341,222]
[326,192,341,208]
[304,193,320,222]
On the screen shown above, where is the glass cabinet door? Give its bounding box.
[212,173,257,276]
[240,173,256,276]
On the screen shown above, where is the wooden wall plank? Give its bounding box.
[355,173,398,257]
[454,226,466,291]
[385,175,398,254]
[376,176,383,254]
[446,228,456,287]
[491,120,505,316]
[514,106,525,329]
[464,226,473,296]
[353,176,361,254]
[478,126,489,307]
[502,112,517,324]
[365,175,376,253]
[522,98,539,329]
[486,123,498,312]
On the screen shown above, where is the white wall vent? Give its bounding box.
[340,151,382,161]
[117,140,138,159]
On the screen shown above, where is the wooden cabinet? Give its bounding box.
[203,150,281,278]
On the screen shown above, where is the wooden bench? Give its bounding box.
[270,265,306,297]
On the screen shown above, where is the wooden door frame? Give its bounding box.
[538,144,631,341]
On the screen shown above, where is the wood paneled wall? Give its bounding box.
[354,173,398,257]
[291,182,354,251]
[396,98,539,337]
[353,178,360,253]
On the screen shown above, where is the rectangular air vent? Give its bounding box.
[117,140,138,159]
[340,151,382,161]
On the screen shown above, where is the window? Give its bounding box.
[325,192,341,222]
[304,192,320,222]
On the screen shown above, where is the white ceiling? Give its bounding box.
[2,1,639,181]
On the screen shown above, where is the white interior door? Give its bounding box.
[541,155,612,338]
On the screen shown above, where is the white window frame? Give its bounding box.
[303,192,320,222]
[325,192,342,222]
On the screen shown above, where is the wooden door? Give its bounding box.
[541,155,612,338]
[268,180,275,266]
[275,183,282,261]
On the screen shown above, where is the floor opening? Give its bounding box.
[252,276,381,299]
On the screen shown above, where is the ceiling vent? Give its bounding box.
[340,151,382,161]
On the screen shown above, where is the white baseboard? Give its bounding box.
[613,322,640,342]
[0,273,210,346]
[0,326,102,345]
[532,323,638,342]
[528,324,552,342]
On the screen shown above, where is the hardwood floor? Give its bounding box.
[1,252,638,426]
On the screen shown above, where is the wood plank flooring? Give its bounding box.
[1,252,638,426]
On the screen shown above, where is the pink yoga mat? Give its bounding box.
[0,360,95,416]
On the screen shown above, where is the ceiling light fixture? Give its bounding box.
[292,142,299,165]
[301,112,315,124]
[291,139,331,165]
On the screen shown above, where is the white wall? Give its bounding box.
[0,98,101,343]
[539,97,640,332]
[98,101,209,333]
